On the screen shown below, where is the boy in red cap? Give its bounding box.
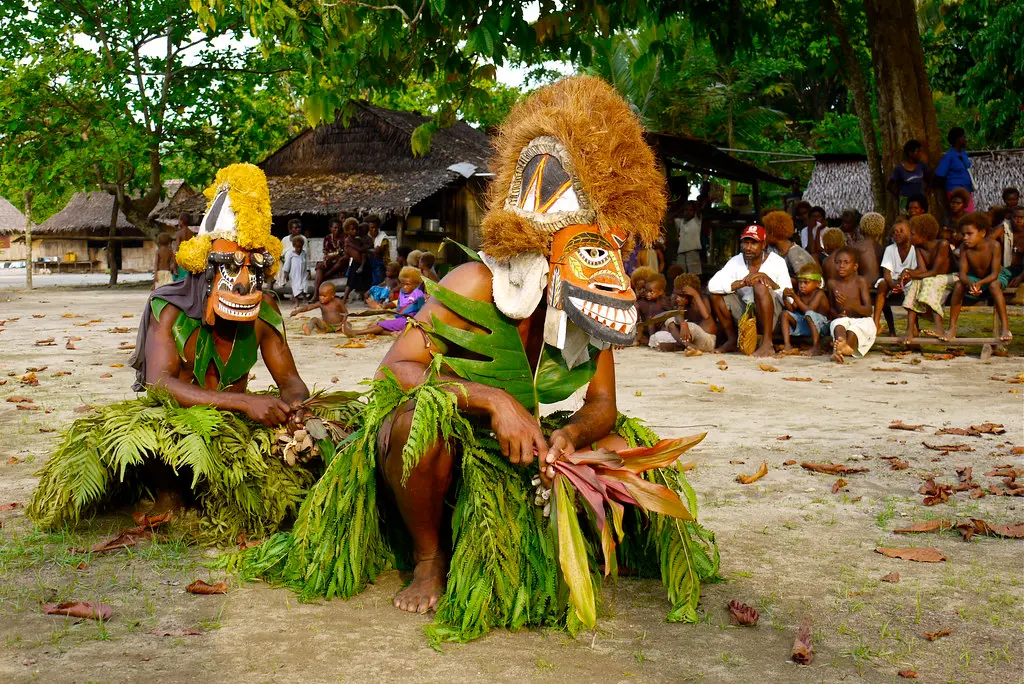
[708,224,793,357]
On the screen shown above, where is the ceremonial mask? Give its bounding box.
[505,137,638,345]
[203,238,269,325]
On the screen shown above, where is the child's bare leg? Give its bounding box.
[806,323,823,356]
[927,305,945,339]
[942,283,965,341]
[343,321,385,337]
[883,301,896,337]
[872,283,887,332]
[989,282,1012,341]
[830,325,847,364]
[900,310,919,345]
[780,311,795,354]
[710,295,737,353]
[311,318,328,334]
[301,321,313,335]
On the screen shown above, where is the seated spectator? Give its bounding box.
[942,188,970,240]
[314,219,346,293]
[907,194,928,217]
[648,274,718,355]
[343,267,425,337]
[708,224,792,357]
[944,213,1011,342]
[636,273,671,345]
[419,252,440,283]
[827,246,876,363]
[839,208,861,244]
[819,227,847,283]
[901,213,955,342]
[630,266,658,301]
[367,261,401,310]
[764,210,815,279]
[792,200,812,231]
[780,262,830,357]
[800,206,827,256]
[850,212,885,288]
[873,216,918,335]
[396,245,413,268]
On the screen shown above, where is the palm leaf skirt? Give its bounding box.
[223,364,721,645]
[26,389,356,543]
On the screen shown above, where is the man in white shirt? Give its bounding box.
[708,224,793,357]
[274,219,304,291]
[367,214,397,263]
[674,201,703,274]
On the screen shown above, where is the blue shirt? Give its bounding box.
[935,148,973,192]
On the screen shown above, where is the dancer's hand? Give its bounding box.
[488,392,547,468]
[542,429,576,487]
[242,395,291,426]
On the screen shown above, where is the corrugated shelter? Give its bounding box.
[805,150,1024,216]
[160,102,492,254]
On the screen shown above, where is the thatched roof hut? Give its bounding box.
[161,102,492,222]
[0,196,31,234]
[36,192,141,236]
[804,150,1024,216]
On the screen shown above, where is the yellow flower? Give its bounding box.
[204,163,272,250]
[176,234,212,273]
[264,235,283,278]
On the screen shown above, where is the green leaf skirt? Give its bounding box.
[219,368,721,646]
[26,389,355,544]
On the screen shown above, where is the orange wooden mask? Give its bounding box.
[204,239,266,325]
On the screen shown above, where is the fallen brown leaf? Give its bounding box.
[131,511,173,528]
[782,459,797,465]
[880,573,900,583]
[955,519,1024,541]
[898,671,918,679]
[0,502,21,512]
[729,459,745,465]
[112,327,131,333]
[889,420,924,431]
[791,618,814,665]
[186,580,227,595]
[922,442,974,452]
[61,313,79,318]
[65,340,76,349]
[20,373,38,386]
[339,341,366,349]
[894,519,953,534]
[119,343,135,350]
[737,460,768,485]
[872,366,902,372]
[42,601,112,621]
[758,364,779,372]
[922,353,955,361]
[783,377,812,382]
[919,478,953,505]
[875,547,946,562]
[7,456,23,465]
[924,629,952,641]
[832,477,847,494]
[99,373,112,379]
[1011,446,1024,455]
[890,459,909,471]
[6,396,33,403]
[109,363,124,368]
[777,435,792,441]
[727,600,759,626]
[73,404,94,414]
[16,404,40,411]
[25,366,47,372]
[51,371,72,377]
[122,313,133,318]
[330,376,339,383]
[152,628,202,637]
[801,462,869,475]
[31,314,45,318]
[970,487,987,499]
[709,385,724,392]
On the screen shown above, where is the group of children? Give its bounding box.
[638,196,1022,363]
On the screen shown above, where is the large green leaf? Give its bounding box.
[554,475,597,629]
[535,344,598,405]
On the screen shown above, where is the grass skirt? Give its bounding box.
[26,389,355,543]
[222,367,720,645]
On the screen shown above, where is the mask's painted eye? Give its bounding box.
[577,246,610,268]
[251,252,265,267]
[220,262,241,279]
[233,251,246,266]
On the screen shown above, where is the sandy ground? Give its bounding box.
[0,285,1022,683]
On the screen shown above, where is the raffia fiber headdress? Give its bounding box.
[480,76,666,261]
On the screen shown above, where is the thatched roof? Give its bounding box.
[805,150,1024,217]
[0,197,32,234]
[36,180,194,236]
[161,102,492,220]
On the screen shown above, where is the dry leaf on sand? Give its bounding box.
[831,477,847,494]
[152,628,202,637]
[783,377,812,382]
[727,600,760,626]
[35,337,56,346]
[6,396,33,403]
[922,442,973,452]
[758,364,779,372]
[875,547,946,562]
[791,618,814,665]
[894,519,953,534]
[924,629,952,641]
[186,580,228,595]
[898,671,918,679]
[339,341,366,349]
[42,601,112,621]
[777,435,792,441]
[889,420,924,431]
[955,519,1024,541]
[880,573,900,583]
[0,502,21,512]
[891,459,909,470]
[801,462,869,475]
[782,459,797,466]
[737,461,768,485]
[99,373,112,379]
[709,385,724,392]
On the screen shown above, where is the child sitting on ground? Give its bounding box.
[943,188,970,239]
[944,213,1012,342]
[418,252,440,283]
[289,282,348,335]
[827,246,876,363]
[819,227,847,283]
[780,262,831,356]
[281,235,309,301]
[648,274,718,354]
[873,216,918,335]
[366,261,401,310]
[630,266,658,299]
[344,266,425,337]
[901,213,955,342]
[636,272,671,345]
[153,233,176,289]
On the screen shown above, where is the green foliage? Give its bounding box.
[26,388,359,543]
[809,113,867,154]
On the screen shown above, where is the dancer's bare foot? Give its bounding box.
[394,556,447,614]
[752,342,775,358]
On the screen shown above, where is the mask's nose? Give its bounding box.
[233,268,252,295]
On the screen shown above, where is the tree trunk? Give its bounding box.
[23,191,33,290]
[824,0,885,214]
[107,197,120,287]
[863,0,943,222]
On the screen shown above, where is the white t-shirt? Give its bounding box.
[708,251,793,303]
[374,231,397,262]
[676,217,702,253]
[880,243,918,279]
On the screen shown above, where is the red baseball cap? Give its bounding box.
[740,224,766,242]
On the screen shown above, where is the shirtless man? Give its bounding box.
[944,213,1011,342]
[826,247,875,363]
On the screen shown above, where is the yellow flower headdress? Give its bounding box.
[177,163,281,276]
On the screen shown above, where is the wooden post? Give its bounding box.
[23,190,33,289]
